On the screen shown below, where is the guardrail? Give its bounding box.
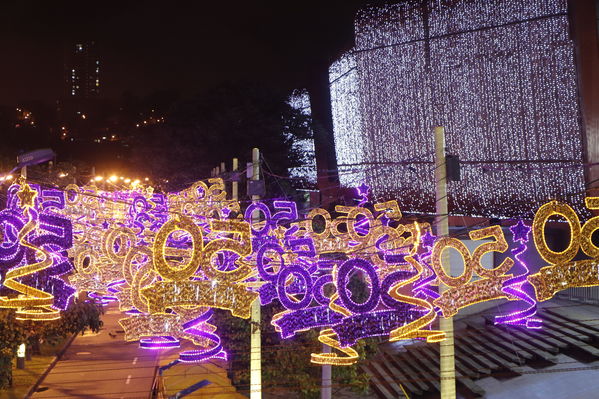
[557,286,599,304]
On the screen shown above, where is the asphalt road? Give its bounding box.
[31,304,160,399]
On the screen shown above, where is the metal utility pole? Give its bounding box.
[250,148,262,399]
[321,344,332,399]
[232,158,239,202]
[434,126,456,398]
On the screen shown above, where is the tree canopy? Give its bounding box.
[129,82,312,195]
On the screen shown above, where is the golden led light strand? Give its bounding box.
[431,226,516,318]
[311,291,358,366]
[528,198,599,301]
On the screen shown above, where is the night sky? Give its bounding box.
[0,0,370,105]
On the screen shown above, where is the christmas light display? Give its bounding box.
[0,183,65,320]
[432,226,517,318]
[495,221,541,328]
[528,198,599,301]
[3,172,599,368]
[329,0,586,218]
[287,89,317,185]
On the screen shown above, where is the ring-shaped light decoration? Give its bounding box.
[304,208,333,240]
[102,227,136,264]
[581,197,599,258]
[532,200,581,265]
[256,242,285,282]
[0,210,26,269]
[336,258,380,314]
[431,237,473,287]
[244,202,272,236]
[313,274,335,305]
[276,265,313,310]
[200,220,253,283]
[153,215,203,281]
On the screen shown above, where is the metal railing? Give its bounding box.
[557,286,599,304]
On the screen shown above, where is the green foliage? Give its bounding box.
[214,301,376,398]
[23,299,103,348]
[0,310,27,389]
[0,299,103,389]
[129,82,312,197]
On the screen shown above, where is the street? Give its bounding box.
[31,305,159,399]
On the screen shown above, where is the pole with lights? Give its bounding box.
[434,126,456,398]
[250,148,262,399]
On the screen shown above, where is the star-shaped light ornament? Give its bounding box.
[510,220,531,243]
[357,182,370,197]
[17,183,38,209]
[356,182,370,206]
[420,231,437,250]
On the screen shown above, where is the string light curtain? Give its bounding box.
[329,0,586,218]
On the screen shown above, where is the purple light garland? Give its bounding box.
[494,221,542,328]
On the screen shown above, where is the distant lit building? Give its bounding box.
[65,41,100,98]
[14,107,35,128]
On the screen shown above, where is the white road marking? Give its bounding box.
[76,352,91,355]
[132,357,138,365]
[125,374,131,385]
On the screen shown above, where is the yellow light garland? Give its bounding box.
[431,226,515,317]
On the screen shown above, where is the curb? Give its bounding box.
[24,332,78,398]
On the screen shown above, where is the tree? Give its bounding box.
[128,82,312,197]
[213,300,377,398]
[0,310,27,389]
[0,299,103,389]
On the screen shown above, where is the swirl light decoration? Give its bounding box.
[0,183,66,320]
[1,187,75,311]
[494,221,541,328]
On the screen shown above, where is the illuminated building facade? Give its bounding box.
[327,0,599,219]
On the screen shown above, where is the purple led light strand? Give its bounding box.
[494,221,542,329]
[412,231,440,303]
[140,336,181,349]
[178,309,227,362]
